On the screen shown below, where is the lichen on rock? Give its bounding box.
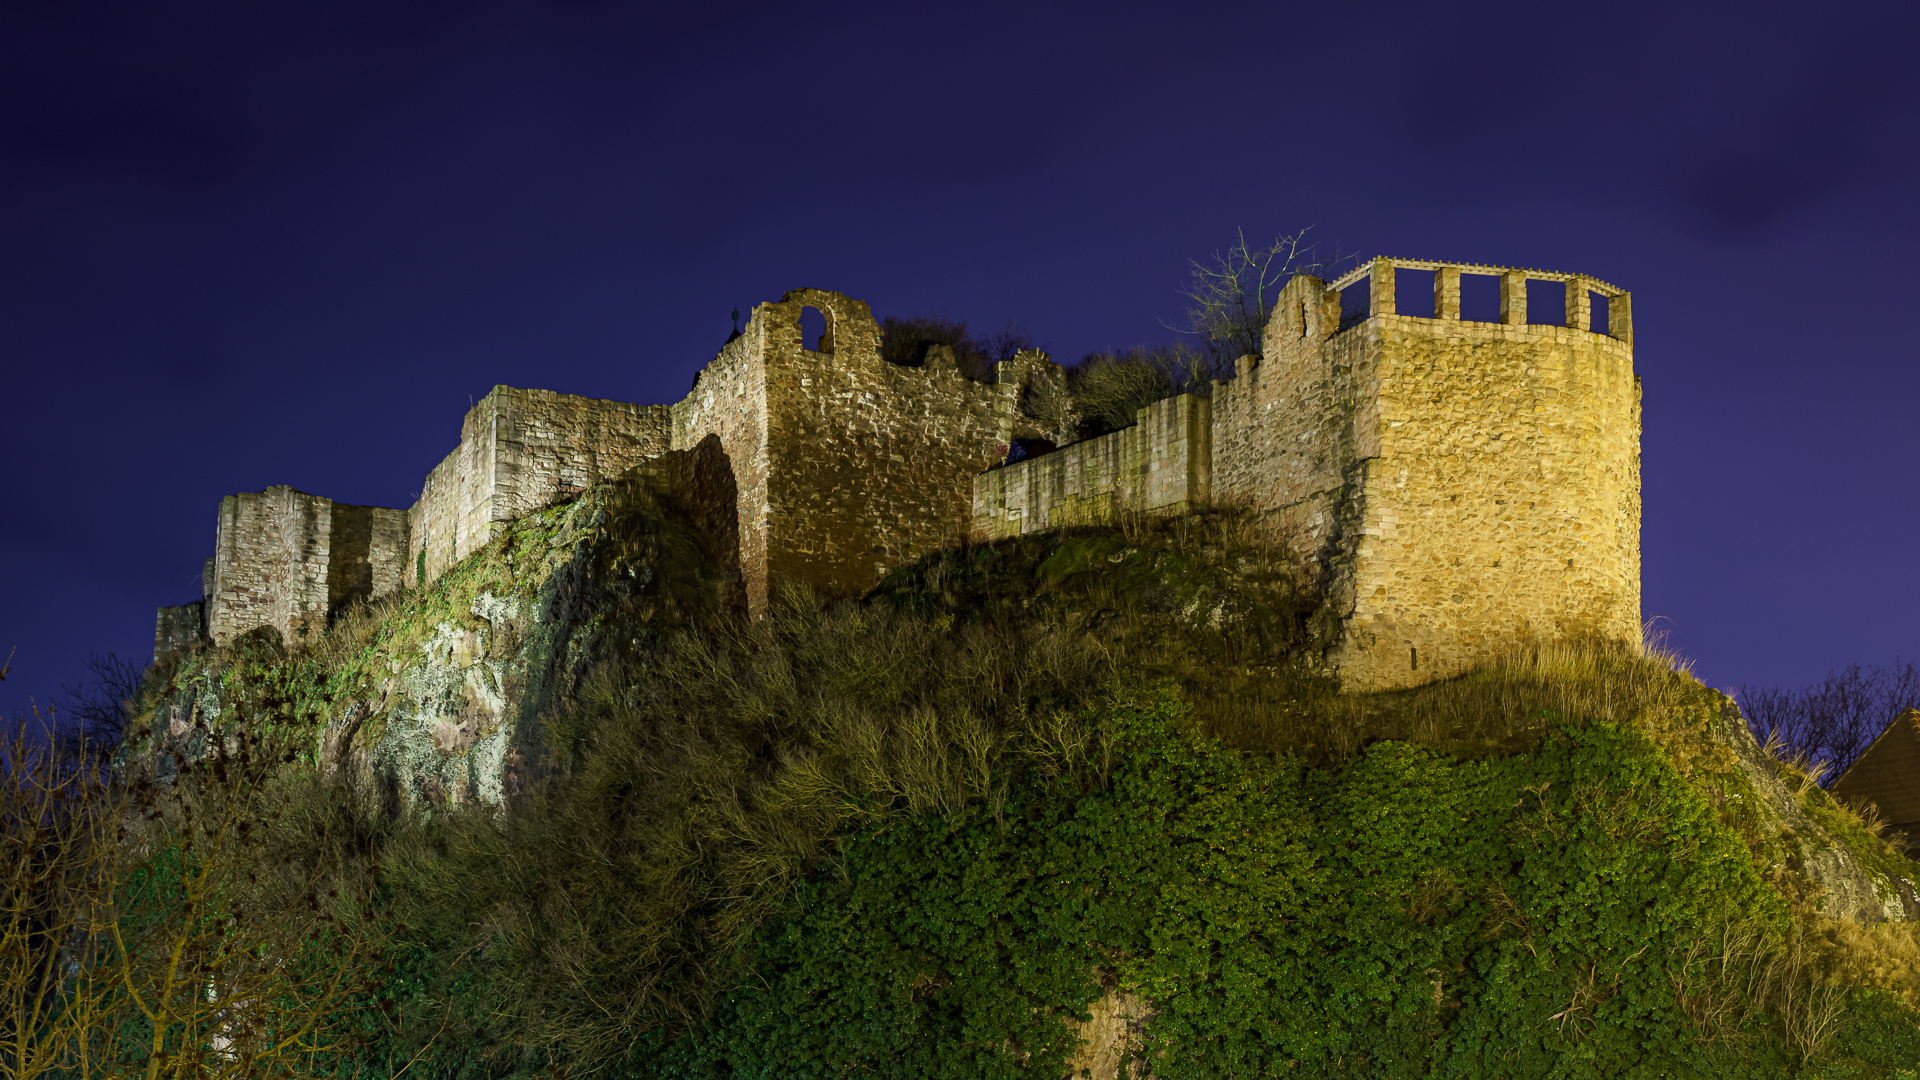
[135,470,724,809]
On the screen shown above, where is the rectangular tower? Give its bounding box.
[206,486,409,646]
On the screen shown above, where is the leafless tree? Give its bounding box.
[1739,660,1920,781]
[60,653,144,753]
[1175,227,1352,367]
[1061,344,1221,439]
[0,700,395,1080]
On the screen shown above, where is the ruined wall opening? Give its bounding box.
[1006,437,1056,465]
[1459,273,1501,323]
[799,305,832,353]
[1337,278,1370,330]
[1590,292,1611,337]
[1525,279,1565,326]
[1395,268,1437,318]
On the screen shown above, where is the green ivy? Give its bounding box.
[630,690,1820,1079]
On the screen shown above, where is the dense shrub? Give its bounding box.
[1061,344,1222,439]
[879,315,1036,383]
[636,689,1848,1079]
[82,496,1920,1080]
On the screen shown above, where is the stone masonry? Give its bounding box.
[164,288,1067,650]
[410,290,1065,615]
[973,257,1640,689]
[159,262,1640,692]
[714,289,1061,613]
[204,486,409,647]
[410,387,673,586]
[974,393,1212,537]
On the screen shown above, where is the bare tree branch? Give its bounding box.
[1173,226,1347,367]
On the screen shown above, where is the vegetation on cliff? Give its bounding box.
[11,483,1920,1078]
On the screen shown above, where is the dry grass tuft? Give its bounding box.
[382,585,1121,1066]
[308,589,409,672]
[1200,635,1711,764]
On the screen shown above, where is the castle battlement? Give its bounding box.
[1326,256,1631,340]
[158,262,1640,691]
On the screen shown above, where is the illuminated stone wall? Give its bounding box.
[410,387,672,587]
[735,288,1060,612]
[973,393,1211,540]
[204,486,408,647]
[1246,263,1640,689]
[975,258,1640,690]
[166,263,1638,689]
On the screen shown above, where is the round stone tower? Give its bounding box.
[1211,257,1640,689]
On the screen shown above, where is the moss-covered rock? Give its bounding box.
[134,473,723,807]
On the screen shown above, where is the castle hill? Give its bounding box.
[30,256,1920,1077]
[158,258,1640,692]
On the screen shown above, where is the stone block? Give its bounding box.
[1434,267,1461,320]
[1500,270,1528,326]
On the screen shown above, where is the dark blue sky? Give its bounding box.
[4,0,1916,717]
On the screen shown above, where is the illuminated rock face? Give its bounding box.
[160,262,1640,691]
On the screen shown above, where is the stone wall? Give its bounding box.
[208,487,327,646]
[973,393,1211,540]
[154,602,204,665]
[410,386,673,587]
[670,331,770,612]
[1210,273,1351,526]
[1256,263,1641,689]
[741,289,1060,611]
[171,290,1066,642]
[205,486,411,647]
[378,288,1068,620]
[167,262,1638,690]
[410,403,499,588]
[970,258,1641,690]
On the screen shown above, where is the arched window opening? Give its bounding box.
[799,305,834,353]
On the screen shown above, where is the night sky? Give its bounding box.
[4,1,1916,720]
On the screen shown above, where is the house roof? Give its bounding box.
[1832,708,1920,831]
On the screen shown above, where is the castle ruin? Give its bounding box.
[155,259,1640,690]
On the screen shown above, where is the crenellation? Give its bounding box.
[1369,257,1396,317]
[1434,266,1461,321]
[973,259,1639,689]
[1609,291,1634,344]
[1565,276,1592,332]
[1499,270,1528,326]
